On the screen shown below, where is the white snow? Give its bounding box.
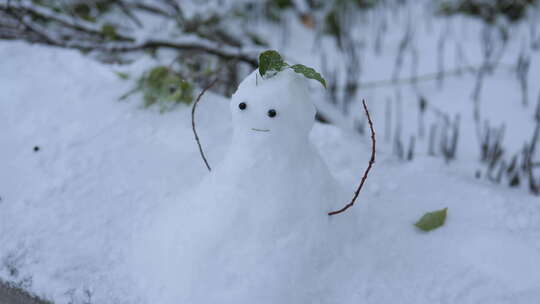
[1,5,540,302]
[130,68,358,303]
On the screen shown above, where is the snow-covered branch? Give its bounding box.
[0,0,258,66]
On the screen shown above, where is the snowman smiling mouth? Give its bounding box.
[251,128,270,132]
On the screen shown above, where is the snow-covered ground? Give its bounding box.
[0,40,233,303]
[3,1,540,300]
[1,39,540,303]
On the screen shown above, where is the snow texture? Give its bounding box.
[1,19,540,304]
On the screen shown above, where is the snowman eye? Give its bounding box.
[267,109,277,118]
[238,102,247,110]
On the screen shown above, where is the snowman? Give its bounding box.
[132,63,364,304]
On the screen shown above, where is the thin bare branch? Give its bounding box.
[101,40,257,66]
[126,2,174,18]
[191,78,219,172]
[329,99,376,216]
[358,63,514,90]
[117,1,143,28]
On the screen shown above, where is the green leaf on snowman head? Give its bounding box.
[258,50,327,88]
[259,50,289,78]
[290,64,327,88]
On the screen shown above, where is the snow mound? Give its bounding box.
[1,42,540,304]
[131,68,360,303]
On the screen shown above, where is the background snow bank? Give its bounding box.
[1,41,540,303]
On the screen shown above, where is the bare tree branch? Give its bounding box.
[329,99,376,216]
[117,1,143,28]
[0,1,258,67]
[357,63,514,90]
[192,78,219,172]
[0,2,134,42]
[126,2,174,19]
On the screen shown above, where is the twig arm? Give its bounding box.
[329,99,376,216]
[191,78,219,172]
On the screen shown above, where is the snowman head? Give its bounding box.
[230,69,316,145]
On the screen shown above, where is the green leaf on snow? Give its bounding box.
[101,23,118,40]
[414,208,447,232]
[114,71,129,80]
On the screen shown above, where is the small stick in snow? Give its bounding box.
[191,78,218,172]
[329,99,376,216]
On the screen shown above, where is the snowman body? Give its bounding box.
[133,69,356,304]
